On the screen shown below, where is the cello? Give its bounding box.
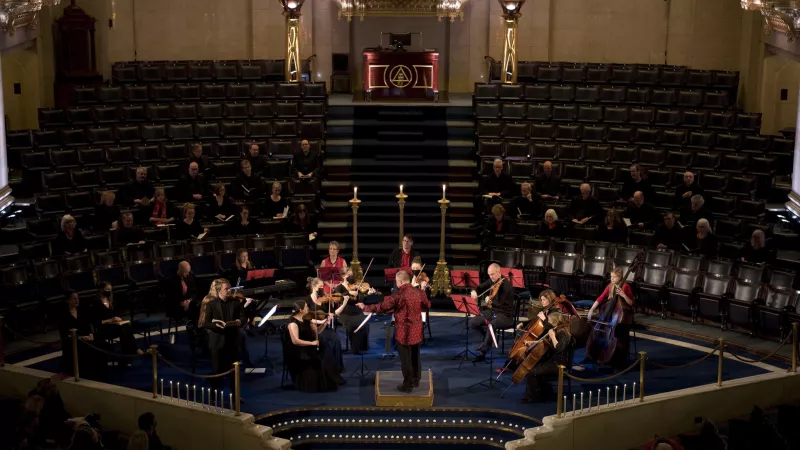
[504,294,573,371]
[584,252,644,365]
[509,319,571,384]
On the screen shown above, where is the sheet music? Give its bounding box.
[355,313,373,333]
[258,304,279,327]
[224,215,235,222]
[241,185,252,194]
[623,218,632,227]
[421,312,427,323]
[196,232,207,240]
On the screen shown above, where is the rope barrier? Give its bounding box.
[157,353,235,379]
[726,331,793,364]
[648,343,720,369]
[77,338,148,359]
[3,324,62,347]
[565,357,642,383]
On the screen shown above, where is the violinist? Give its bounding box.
[469,263,515,362]
[521,312,572,403]
[307,277,344,373]
[410,258,429,293]
[285,300,344,393]
[333,269,376,354]
[586,267,634,370]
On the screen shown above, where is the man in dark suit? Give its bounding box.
[680,194,712,227]
[568,183,603,226]
[230,159,263,200]
[294,140,319,178]
[654,211,683,250]
[534,161,561,200]
[168,261,198,322]
[469,263,516,362]
[203,278,243,402]
[674,171,703,211]
[624,191,659,229]
[388,234,420,268]
[176,162,208,202]
[513,182,540,219]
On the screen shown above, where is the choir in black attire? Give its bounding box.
[203,281,243,398]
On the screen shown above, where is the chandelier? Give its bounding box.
[334,0,469,22]
[0,0,62,35]
[741,1,800,40]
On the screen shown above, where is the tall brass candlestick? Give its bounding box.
[349,193,363,282]
[431,186,451,296]
[396,185,407,248]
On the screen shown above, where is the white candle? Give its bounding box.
[633,382,637,401]
[193,385,197,403]
[170,381,173,400]
[186,385,189,404]
[623,384,627,404]
[597,389,601,408]
[201,388,205,406]
[614,386,618,405]
[606,387,610,407]
[563,396,567,414]
[580,392,584,413]
[400,185,403,194]
[354,187,357,199]
[214,390,218,408]
[442,184,446,198]
[572,394,576,416]
[230,393,233,411]
[588,391,592,412]
[160,379,163,399]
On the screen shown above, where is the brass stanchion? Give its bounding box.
[717,338,724,387]
[234,362,241,416]
[350,189,363,281]
[638,351,646,402]
[431,186,451,296]
[150,345,158,399]
[0,315,5,367]
[556,365,565,418]
[396,185,407,248]
[71,329,80,382]
[792,323,798,373]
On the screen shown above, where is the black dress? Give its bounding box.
[176,219,204,240]
[524,328,571,401]
[286,317,343,393]
[263,196,288,219]
[94,204,121,232]
[228,220,259,237]
[88,298,139,356]
[334,284,370,354]
[596,225,628,244]
[57,307,99,376]
[53,230,88,255]
[306,296,345,373]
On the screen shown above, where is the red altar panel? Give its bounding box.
[363,51,439,100]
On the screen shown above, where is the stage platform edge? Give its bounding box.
[375,370,434,407]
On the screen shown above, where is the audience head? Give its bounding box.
[24,395,44,415]
[395,270,411,287]
[188,162,199,178]
[213,278,231,299]
[127,430,149,450]
[543,161,553,176]
[191,143,203,158]
[250,143,260,157]
[182,203,195,221]
[154,187,166,203]
[751,229,766,250]
[610,267,624,285]
[61,214,77,233]
[240,205,250,222]
[521,182,531,196]
[487,263,501,282]
[402,234,414,252]
[214,184,226,197]
[683,171,695,186]
[98,281,112,301]
[630,164,645,182]
[138,412,157,435]
[491,204,505,220]
[690,195,704,212]
[544,209,558,224]
[271,182,282,196]
[663,211,676,229]
[240,159,252,176]
[540,289,557,308]
[696,218,711,237]
[301,139,310,153]
[122,212,134,229]
[328,241,340,259]
[65,290,79,308]
[295,204,307,219]
[492,159,503,176]
[580,183,591,199]
[177,261,191,277]
[100,190,115,206]
[135,167,148,182]
[605,209,622,228]
[633,191,644,207]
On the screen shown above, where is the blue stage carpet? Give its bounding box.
[10,314,776,420]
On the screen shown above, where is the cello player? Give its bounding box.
[521,312,572,403]
[586,267,635,370]
[469,263,515,363]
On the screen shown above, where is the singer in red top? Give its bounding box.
[358,270,430,393]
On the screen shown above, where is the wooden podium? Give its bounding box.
[363,51,439,101]
[375,370,434,407]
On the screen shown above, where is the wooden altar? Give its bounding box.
[363,51,439,101]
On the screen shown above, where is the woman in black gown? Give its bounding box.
[306,277,345,373]
[333,269,376,354]
[286,300,344,392]
[90,282,143,359]
[175,203,209,240]
[522,312,572,403]
[208,185,237,221]
[57,291,97,376]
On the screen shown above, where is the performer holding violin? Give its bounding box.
[521,312,572,403]
[586,267,635,370]
[469,263,515,362]
[410,258,430,292]
[306,277,345,373]
[334,269,377,354]
[286,300,344,392]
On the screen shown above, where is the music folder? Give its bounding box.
[247,269,275,280]
[451,270,480,289]
[451,294,481,316]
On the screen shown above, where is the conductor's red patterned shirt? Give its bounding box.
[364,284,430,345]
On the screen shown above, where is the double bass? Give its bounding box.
[585,253,644,364]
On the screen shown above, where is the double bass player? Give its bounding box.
[586,267,635,370]
[469,263,515,362]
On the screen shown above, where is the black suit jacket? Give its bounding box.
[168,274,198,313]
[202,297,243,350]
[477,278,515,317]
[388,248,420,268]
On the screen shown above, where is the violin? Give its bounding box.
[357,282,372,294]
[411,264,430,289]
[485,278,503,309]
[302,309,329,322]
[317,292,343,304]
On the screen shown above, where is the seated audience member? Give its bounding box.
[682,218,718,257]
[27,379,70,444]
[176,162,207,202]
[94,191,120,232]
[294,139,319,178]
[228,206,259,236]
[121,167,155,207]
[244,143,269,178]
[147,188,177,225]
[654,211,683,250]
[740,229,774,264]
[188,143,210,176]
[264,181,288,219]
[286,204,317,235]
[137,412,165,450]
[513,182,540,219]
[128,430,149,450]
[90,282,143,357]
[208,184,237,221]
[481,159,515,201]
[57,291,96,376]
[623,191,658,229]
[619,164,654,202]
[231,159,263,200]
[534,161,561,200]
[175,203,209,240]
[680,194,711,227]
[539,209,563,237]
[114,212,146,246]
[53,215,88,255]
[388,234,419,268]
[168,261,198,322]
[228,248,254,286]
[596,209,628,244]
[568,183,602,226]
[674,171,703,211]
[483,204,516,247]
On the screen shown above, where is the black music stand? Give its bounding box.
[452,294,481,367]
[468,322,506,390]
[451,270,480,330]
[350,313,373,378]
[380,312,396,359]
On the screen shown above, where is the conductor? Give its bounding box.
[469,263,515,362]
[357,271,430,393]
[203,279,243,404]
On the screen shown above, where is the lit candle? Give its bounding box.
[606,387,610,407]
[588,391,592,412]
[633,382,637,401]
[563,396,567,414]
[572,394,576,416]
[201,388,205,406]
[354,187,357,200]
[193,385,197,403]
[614,386,618,405]
[442,184,446,199]
[160,379,163,399]
[400,185,403,195]
[177,382,180,401]
[170,381,173,400]
[230,393,233,411]
[186,385,189,404]
[597,389,601,408]
[623,384,627,404]
[580,392,584,414]
[214,390,218,409]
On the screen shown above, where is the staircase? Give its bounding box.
[319,104,480,277]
